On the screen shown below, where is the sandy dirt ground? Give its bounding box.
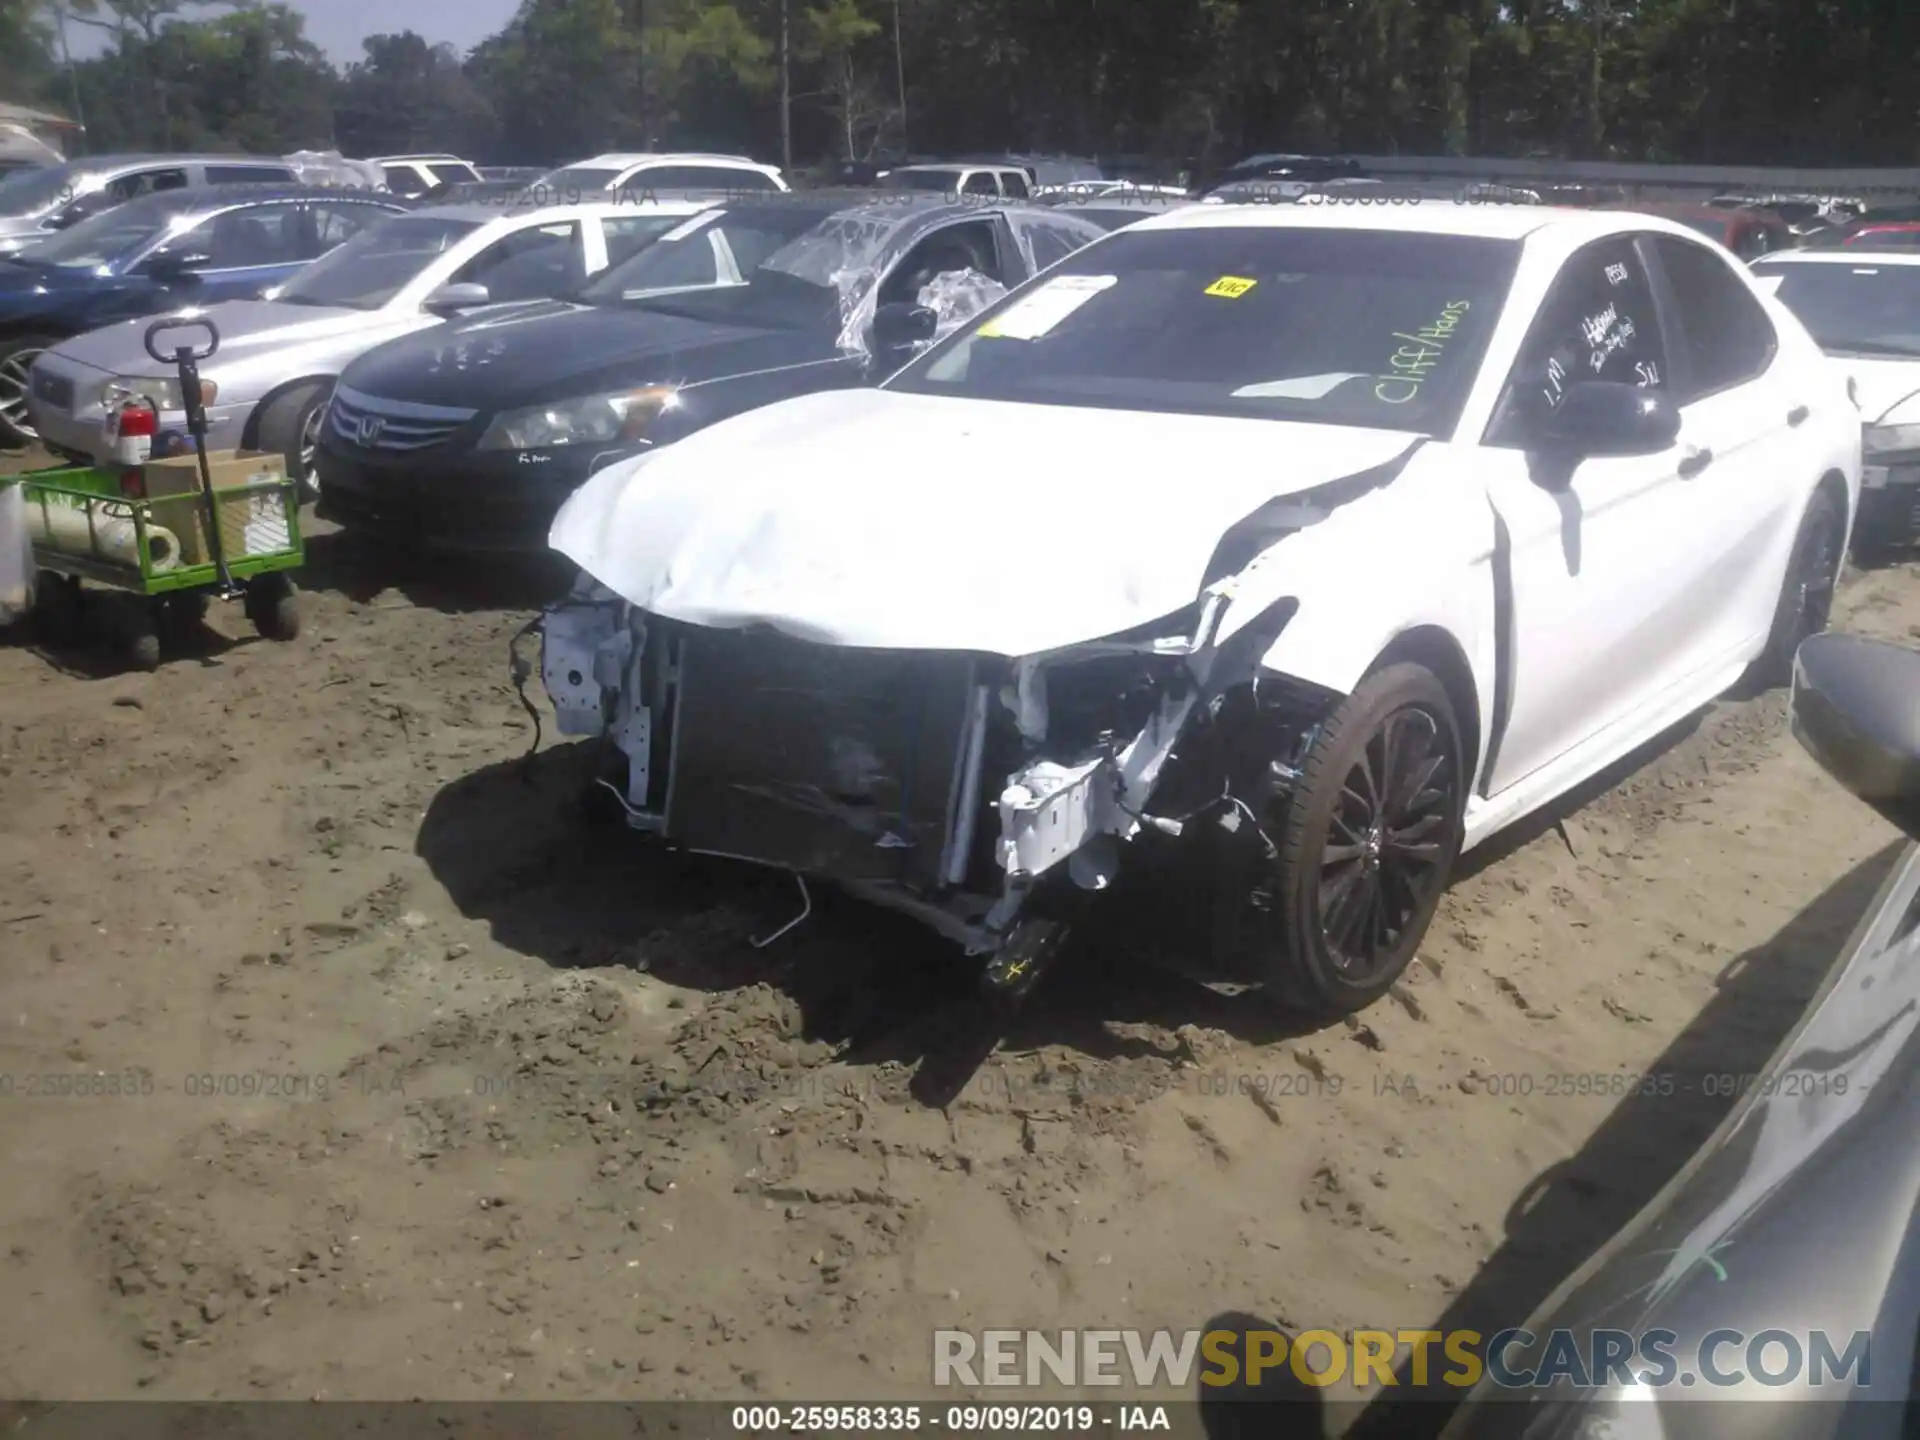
[1,478,1915,1434]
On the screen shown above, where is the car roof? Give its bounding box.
[371,153,470,162]
[563,152,771,168]
[1754,248,1920,267]
[213,183,401,202]
[57,153,295,174]
[134,182,406,212]
[896,161,1020,172]
[1134,200,1700,245]
[411,197,717,225]
[1608,200,1732,219]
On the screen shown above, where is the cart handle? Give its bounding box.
[143,314,219,365]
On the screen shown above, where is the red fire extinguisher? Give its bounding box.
[104,395,158,468]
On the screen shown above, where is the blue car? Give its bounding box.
[0,183,413,444]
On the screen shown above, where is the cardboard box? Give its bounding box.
[142,449,291,565]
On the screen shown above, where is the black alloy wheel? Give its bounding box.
[1257,662,1465,1016]
[1758,487,1844,687]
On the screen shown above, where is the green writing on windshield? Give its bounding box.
[1375,300,1472,404]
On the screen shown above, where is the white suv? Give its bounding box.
[527,153,787,200]
[369,154,484,197]
[884,163,1034,199]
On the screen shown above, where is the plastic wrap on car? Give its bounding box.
[915,268,1009,341]
[284,149,386,190]
[762,207,904,357]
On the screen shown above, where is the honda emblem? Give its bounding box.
[356,414,385,445]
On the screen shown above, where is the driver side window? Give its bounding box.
[1488,236,1668,447]
[453,221,584,301]
[878,221,1006,307]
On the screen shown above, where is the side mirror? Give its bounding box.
[1792,632,1920,839]
[872,300,937,349]
[1533,381,1680,456]
[423,281,491,315]
[145,249,212,281]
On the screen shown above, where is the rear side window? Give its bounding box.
[600,213,688,267]
[306,201,386,253]
[1007,212,1095,273]
[455,220,584,301]
[206,165,294,184]
[1650,235,1778,400]
[962,171,998,197]
[382,164,429,197]
[424,162,480,186]
[108,168,188,201]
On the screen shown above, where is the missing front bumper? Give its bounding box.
[538,597,1231,954]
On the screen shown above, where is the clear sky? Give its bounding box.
[281,0,526,64]
[62,0,528,65]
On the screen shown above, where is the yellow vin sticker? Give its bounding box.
[1205,275,1258,298]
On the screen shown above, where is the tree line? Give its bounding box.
[0,0,1916,174]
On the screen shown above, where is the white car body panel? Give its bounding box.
[542,201,1862,945]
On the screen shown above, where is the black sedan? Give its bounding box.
[314,192,1110,552]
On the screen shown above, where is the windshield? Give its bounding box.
[0,161,88,218]
[888,225,1520,435]
[577,206,856,328]
[1757,262,1920,356]
[11,189,198,268]
[895,170,963,192]
[276,214,482,309]
[528,165,624,201]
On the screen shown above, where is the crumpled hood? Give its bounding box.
[550,387,1424,656]
[49,298,374,374]
[1845,356,1920,427]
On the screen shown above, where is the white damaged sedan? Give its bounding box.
[538,202,1860,1016]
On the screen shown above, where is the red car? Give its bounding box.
[1603,200,1792,259]
[1819,219,1920,250]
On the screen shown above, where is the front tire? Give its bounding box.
[1257,663,1464,1017]
[254,381,330,505]
[0,332,59,445]
[1756,487,1844,688]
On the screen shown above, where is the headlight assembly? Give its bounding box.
[1863,422,1920,455]
[100,375,217,411]
[477,386,679,451]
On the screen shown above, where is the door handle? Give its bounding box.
[1678,446,1714,477]
[1787,404,1810,426]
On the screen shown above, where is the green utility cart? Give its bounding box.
[14,313,304,670]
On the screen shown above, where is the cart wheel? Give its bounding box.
[32,570,81,646]
[119,603,161,672]
[245,573,300,641]
[167,590,211,628]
